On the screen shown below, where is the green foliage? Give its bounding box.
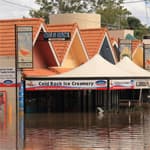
[29,0,53,23]
[127,16,150,39]
[96,0,131,29]
[30,0,98,23]
[29,0,150,39]
[127,17,142,29]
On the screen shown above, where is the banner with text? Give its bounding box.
[25,80,107,90]
[134,79,150,89]
[110,80,134,90]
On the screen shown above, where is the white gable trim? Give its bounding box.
[33,23,46,46]
[61,28,76,66]
[61,29,76,66]
[132,44,143,58]
[76,29,89,60]
[48,41,60,66]
[61,28,89,66]
[112,41,118,48]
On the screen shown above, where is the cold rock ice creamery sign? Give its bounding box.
[26,80,107,90]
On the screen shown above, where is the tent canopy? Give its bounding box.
[116,56,150,77]
[52,54,133,79]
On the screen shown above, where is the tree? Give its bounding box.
[29,0,53,23]
[29,0,97,23]
[127,16,142,29]
[30,0,149,39]
[96,0,131,29]
[127,16,150,39]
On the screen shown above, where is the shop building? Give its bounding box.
[0,17,149,114]
[0,18,47,116]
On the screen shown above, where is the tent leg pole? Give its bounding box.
[106,79,111,111]
[139,88,142,106]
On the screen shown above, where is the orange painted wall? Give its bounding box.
[62,34,88,68]
[132,47,143,67]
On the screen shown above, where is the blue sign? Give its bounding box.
[43,32,71,40]
[19,81,24,110]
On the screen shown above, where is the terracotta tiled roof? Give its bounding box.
[110,37,118,45]
[0,18,45,56]
[46,23,78,64]
[23,67,71,78]
[80,28,106,58]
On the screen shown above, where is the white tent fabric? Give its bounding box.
[53,54,132,78]
[116,56,150,77]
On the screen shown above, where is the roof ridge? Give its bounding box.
[0,18,44,23]
[80,27,107,31]
[47,23,78,28]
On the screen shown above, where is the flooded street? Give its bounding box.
[1,106,150,150]
[0,110,16,150]
[24,107,150,150]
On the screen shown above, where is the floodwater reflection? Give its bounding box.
[24,108,150,150]
[1,108,150,150]
[0,110,16,150]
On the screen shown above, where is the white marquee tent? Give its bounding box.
[54,54,132,78]
[52,55,150,89]
[116,56,150,89]
[116,56,150,77]
[26,55,150,90]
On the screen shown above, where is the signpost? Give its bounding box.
[16,26,33,69]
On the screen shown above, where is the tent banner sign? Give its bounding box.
[25,80,107,90]
[110,80,134,90]
[134,79,150,89]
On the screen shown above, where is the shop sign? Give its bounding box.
[25,80,107,90]
[144,44,150,70]
[119,39,131,52]
[134,79,150,89]
[110,80,134,90]
[16,26,33,69]
[0,68,16,87]
[43,32,71,41]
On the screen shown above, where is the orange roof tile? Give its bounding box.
[46,23,78,64]
[0,18,45,56]
[23,67,71,78]
[81,28,118,63]
[110,37,118,45]
[80,28,106,58]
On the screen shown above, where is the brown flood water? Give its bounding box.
[24,107,150,150]
[1,106,150,150]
